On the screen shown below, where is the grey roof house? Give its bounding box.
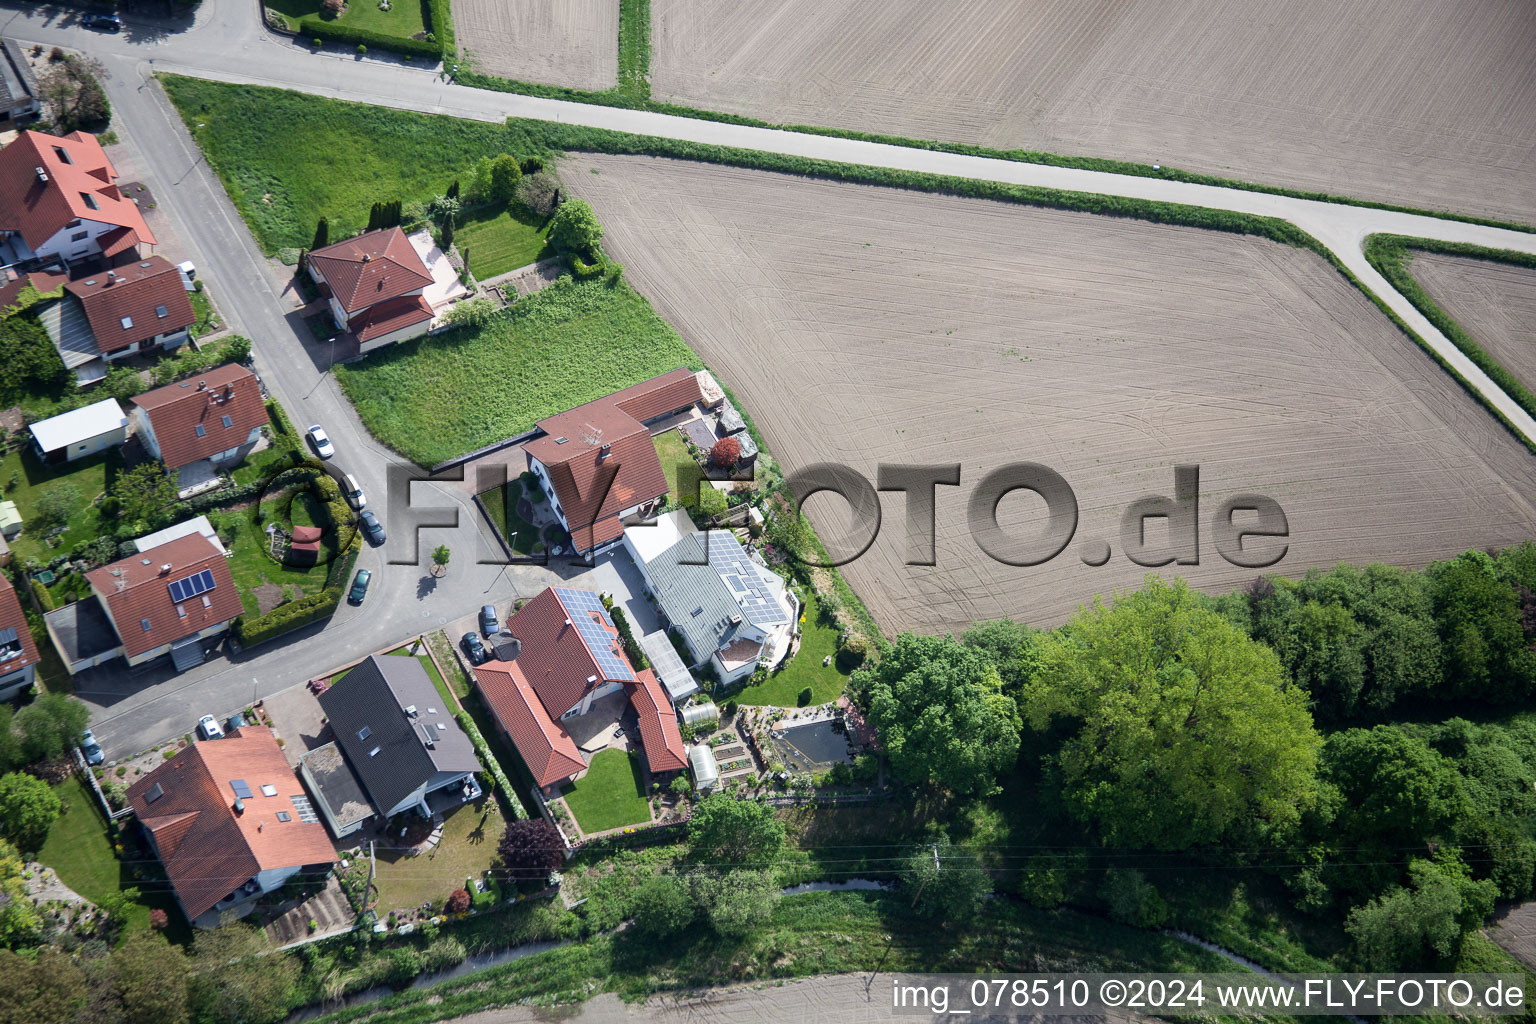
[316,655,482,822]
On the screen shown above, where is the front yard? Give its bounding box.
[653,429,703,508]
[734,591,851,707]
[372,796,506,914]
[559,748,651,835]
[478,478,552,555]
[456,204,550,280]
[335,278,701,466]
[266,0,430,47]
[218,503,332,618]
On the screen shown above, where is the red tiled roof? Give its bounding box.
[66,256,195,354]
[86,533,243,659]
[0,130,155,250]
[291,526,322,543]
[0,574,39,680]
[125,727,337,920]
[625,669,686,773]
[129,363,268,470]
[96,225,139,259]
[348,293,431,343]
[507,588,636,720]
[473,660,586,788]
[524,371,699,553]
[307,228,431,314]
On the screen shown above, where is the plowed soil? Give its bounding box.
[650,0,1536,225]
[1412,252,1536,395]
[456,0,617,91]
[566,155,1536,633]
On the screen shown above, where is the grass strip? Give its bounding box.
[1364,235,1536,430]
[447,71,1535,235]
[616,0,650,101]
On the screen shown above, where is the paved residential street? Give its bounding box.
[2,0,1535,757]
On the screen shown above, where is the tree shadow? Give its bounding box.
[416,574,437,599]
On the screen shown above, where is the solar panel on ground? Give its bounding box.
[556,589,636,682]
[167,568,216,603]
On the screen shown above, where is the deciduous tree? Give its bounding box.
[630,874,694,937]
[709,436,741,468]
[497,818,563,880]
[0,838,40,947]
[13,692,88,764]
[188,923,297,1024]
[111,463,178,525]
[547,199,602,257]
[687,794,784,863]
[900,838,991,921]
[111,930,190,1024]
[488,154,522,203]
[1345,857,1497,969]
[0,947,84,1024]
[0,772,61,852]
[692,869,778,937]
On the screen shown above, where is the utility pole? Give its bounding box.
[864,844,939,998]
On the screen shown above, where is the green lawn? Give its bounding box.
[560,748,651,834]
[653,429,703,508]
[735,591,851,707]
[38,774,189,942]
[0,446,117,562]
[221,504,332,617]
[478,480,542,554]
[267,0,429,39]
[160,76,542,252]
[335,278,701,466]
[456,204,550,279]
[188,284,219,338]
[372,795,505,912]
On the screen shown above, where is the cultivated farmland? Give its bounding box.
[1411,253,1536,396]
[650,0,1536,224]
[456,0,618,91]
[566,155,1536,633]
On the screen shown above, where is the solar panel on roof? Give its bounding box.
[167,568,216,603]
[556,589,636,682]
[230,779,252,799]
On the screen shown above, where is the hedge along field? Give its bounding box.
[159,76,544,252]
[334,277,701,466]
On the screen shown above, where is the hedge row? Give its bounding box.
[299,17,441,60]
[427,0,453,55]
[452,709,528,819]
[1364,235,1536,430]
[606,604,647,669]
[232,586,342,648]
[266,398,299,442]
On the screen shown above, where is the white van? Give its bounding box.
[342,473,366,510]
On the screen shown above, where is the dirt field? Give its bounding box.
[650,0,1536,225]
[1412,252,1536,394]
[456,0,617,91]
[565,155,1536,634]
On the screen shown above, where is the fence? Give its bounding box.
[74,748,133,822]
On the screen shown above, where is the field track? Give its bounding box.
[567,155,1536,633]
[456,0,618,91]
[651,0,1536,225]
[1412,253,1536,397]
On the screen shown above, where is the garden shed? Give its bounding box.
[680,701,719,728]
[689,743,720,794]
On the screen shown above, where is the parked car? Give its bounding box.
[358,510,386,546]
[349,568,372,604]
[227,712,247,731]
[479,604,499,637]
[81,13,122,31]
[306,424,335,459]
[341,473,366,510]
[460,631,487,665]
[79,730,103,766]
[197,714,224,740]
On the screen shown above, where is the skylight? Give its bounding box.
[139,618,151,632]
[81,193,99,210]
[368,746,381,758]
[221,415,233,429]
[155,305,168,318]
[120,316,132,329]
[260,784,278,797]
[195,424,205,437]
[357,726,371,741]
[275,811,291,822]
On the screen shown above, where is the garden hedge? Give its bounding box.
[298,17,440,60]
[232,586,341,648]
[452,709,529,819]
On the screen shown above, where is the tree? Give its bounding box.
[709,435,741,468]
[488,154,522,203]
[631,874,694,937]
[0,772,61,852]
[111,930,190,1024]
[37,55,110,133]
[900,838,991,921]
[226,337,253,364]
[428,194,461,225]
[432,544,451,575]
[0,838,40,947]
[446,179,460,200]
[0,947,85,1024]
[1429,550,1536,702]
[188,923,296,1024]
[1099,867,1169,927]
[858,632,1021,797]
[111,463,178,525]
[445,888,471,914]
[547,198,602,257]
[687,794,784,863]
[30,483,77,534]
[320,0,344,16]
[1025,577,1321,849]
[497,818,564,880]
[1346,857,1497,969]
[515,172,560,217]
[692,869,779,937]
[14,692,90,764]
[311,216,329,251]
[1276,600,1367,719]
[0,705,20,773]
[0,313,70,402]
[959,618,1039,700]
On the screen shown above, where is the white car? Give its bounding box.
[197,714,224,740]
[341,472,366,510]
[307,424,335,459]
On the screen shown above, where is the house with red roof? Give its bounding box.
[473,587,687,793]
[0,130,155,267]
[44,530,242,673]
[0,573,40,701]
[126,726,337,927]
[306,227,437,354]
[524,369,704,557]
[129,363,269,488]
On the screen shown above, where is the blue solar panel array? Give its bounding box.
[230,779,252,799]
[168,568,216,603]
[705,534,789,625]
[556,588,637,682]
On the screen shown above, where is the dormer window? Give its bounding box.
[80,193,99,211]
[52,146,72,165]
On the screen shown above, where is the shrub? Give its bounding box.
[150,908,169,930]
[452,711,527,818]
[445,888,471,915]
[356,43,367,55]
[796,686,812,707]
[312,37,322,47]
[1100,867,1168,928]
[548,199,603,257]
[836,631,868,669]
[232,588,342,648]
[709,435,741,468]
[697,487,727,519]
[488,154,522,203]
[514,172,560,217]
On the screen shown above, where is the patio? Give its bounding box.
[263,680,334,767]
[564,690,633,755]
[407,228,470,312]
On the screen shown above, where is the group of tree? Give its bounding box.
[37,53,111,135]
[365,200,403,232]
[0,303,70,406]
[0,693,91,774]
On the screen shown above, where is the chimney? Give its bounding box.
[106,270,117,284]
[196,380,207,391]
[598,443,611,461]
[159,563,172,574]
[361,253,372,263]
[563,618,572,628]
[233,798,245,815]
[34,167,46,183]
